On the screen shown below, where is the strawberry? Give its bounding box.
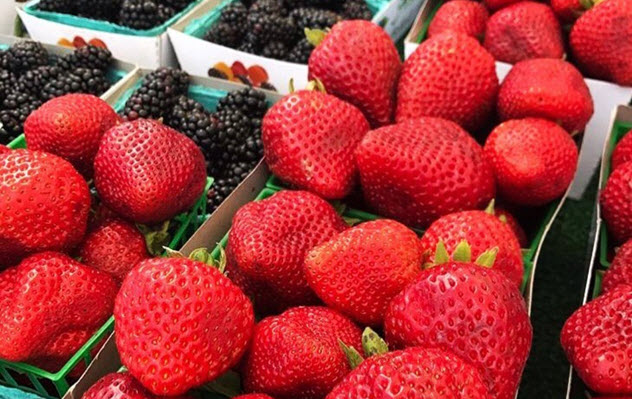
[243,306,362,399]
[384,260,532,399]
[0,145,10,155]
[308,20,401,128]
[419,207,524,287]
[355,117,495,228]
[227,190,347,314]
[0,150,90,268]
[24,94,120,177]
[0,252,117,370]
[484,118,579,206]
[570,0,632,85]
[397,32,498,133]
[82,372,194,399]
[94,119,206,225]
[327,347,491,399]
[551,0,584,22]
[234,395,275,399]
[114,256,254,396]
[612,130,632,170]
[601,161,632,243]
[428,0,489,41]
[305,219,422,325]
[602,238,632,293]
[484,0,522,11]
[484,2,564,64]
[561,284,632,395]
[79,218,149,283]
[497,59,594,133]
[496,207,528,247]
[262,90,369,199]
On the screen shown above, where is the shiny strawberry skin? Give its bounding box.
[601,162,632,243]
[428,0,489,40]
[602,239,632,293]
[612,131,632,170]
[82,372,195,399]
[0,145,10,155]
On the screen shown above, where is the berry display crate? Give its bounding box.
[17,0,206,68]
[167,0,424,94]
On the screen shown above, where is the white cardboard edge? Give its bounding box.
[0,2,19,36]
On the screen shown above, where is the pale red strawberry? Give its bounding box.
[428,0,489,40]
[601,162,632,243]
[82,372,195,399]
[602,238,632,293]
[612,131,632,170]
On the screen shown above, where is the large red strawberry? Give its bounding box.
[561,284,632,395]
[0,150,90,268]
[326,347,491,399]
[602,238,632,293]
[551,0,584,22]
[612,131,632,170]
[384,262,532,399]
[484,2,564,64]
[242,306,362,399]
[355,118,495,228]
[94,119,206,224]
[79,218,149,283]
[0,252,117,369]
[497,59,594,133]
[114,257,254,396]
[262,90,369,199]
[227,190,347,314]
[601,162,632,243]
[24,94,120,177]
[428,0,489,41]
[484,118,578,205]
[570,0,632,86]
[82,373,194,399]
[397,32,498,133]
[308,20,401,128]
[305,219,422,325]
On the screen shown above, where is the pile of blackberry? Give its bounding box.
[203,0,372,63]
[36,0,195,30]
[0,41,113,144]
[121,68,267,212]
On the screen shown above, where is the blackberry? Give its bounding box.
[37,0,75,13]
[285,37,313,64]
[247,14,296,45]
[261,41,288,60]
[339,0,372,20]
[0,69,18,104]
[237,33,261,54]
[249,0,285,16]
[41,68,110,100]
[5,41,49,74]
[118,0,175,30]
[167,96,215,160]
[0,101,41,142]
[72,45,113,71]
[204,22,244,48]
[2,90,39,111]
[284,0,337,8]
[17,66,62,98]
[160,0,193,11]
[219,1,248,32]
[75,0,121,20]
[122,67,190,120]
[289,7,341,32]
[217,87,267,119]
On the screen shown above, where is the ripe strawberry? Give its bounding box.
[82,373,194,399]
[561,284,632,395]
[79,219,149,283]
[397,32,498,133]
[0,145,10,155]
[234,395,275,399]
[428,0,489,40]
[327,347,491,399]
[602,238,632,293]
[0,252,117,369]
[115,257,254,396]
[484,0,521,11]
[243,306,362,399]
[262,90,369,199]
[551,0,584,22]
[305,219,422,325]
[308,20,401,128]
[385,262,532,399]
[419,208,524,287]
[0,150,90,268]
[24,94,120,177]
[601,162,632,243]
[484,118,579,206]
[612,130,632,170]
[94,119,206,224]
[570,0,632,85]
[497,59,594,133]
[355,118,495,228]
[496,207,528,247]
[227,190,347,314]
[484,2,564,64]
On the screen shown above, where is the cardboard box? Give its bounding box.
[168,0,425,94]
[0,2,21,36]
[16,0,205,68]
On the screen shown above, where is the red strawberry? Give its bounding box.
[227,190,347,314]
[612,131,632,170]
[601,162,632,243]
[326,347,491,399]
[551,0,584,22]
[428,0,489,41]
[419,208,524,287]
[82,373,194,399]
[262,90,369,199]
[0,252,117,369]
[114,257,254,396]
[305,219,422,325]
[496,207,528,247]
[0,150,90,268]
[561,284,632,395]
[570,0,632,85]
[497,59,594,133]
[0,145,10,155]
[308,20,401,127]
[79,219,149,283]
[385,261,532,399]
[94,119,206,224]
[24,94,120,177]
[484,118,579,205]
[602,238,632,293]
[234,395,276,399]
[397,32,498,133]
[484,0,521,11]
[355,118,495,228]
[484,2,564,64]
[243,306,362,399]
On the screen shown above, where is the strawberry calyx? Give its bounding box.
[305,27,328,47]
[288,78,327,94]
[340,327,389,369]
[579,0,604,9]
[137,220,170,256]
[485,199,496,215]
[162,246,226,273]
[425,240,499,268]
